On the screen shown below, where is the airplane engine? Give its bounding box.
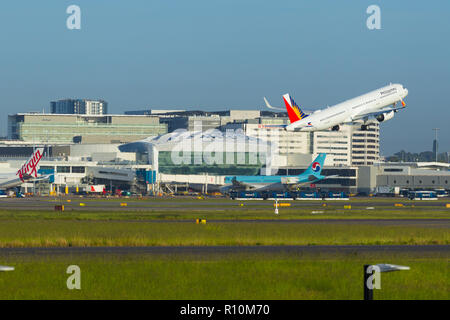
[376,110,395,122]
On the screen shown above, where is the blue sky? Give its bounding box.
[0,0,448,155]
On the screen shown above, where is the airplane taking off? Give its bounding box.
[0,148,48,190]
[264,83,408,132]
[222,153,334,193]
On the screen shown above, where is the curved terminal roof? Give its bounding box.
[119,129,272,153]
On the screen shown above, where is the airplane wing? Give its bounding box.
[306,174,340,184]
[258,178,321,192]
[227,177,259,191]
[33,174,53,181]
[228,177,301,192]
[351,106,406,122]
[321,174,339,180]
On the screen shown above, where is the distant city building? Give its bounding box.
[433,139,438,161]
[7,113,167,144]
[125,109,186,115]
[50,99,108,115]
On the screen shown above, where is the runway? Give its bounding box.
[1,245,448,256]
[182,219,450,227]
[41,218,447,227]
[0,196,448,212]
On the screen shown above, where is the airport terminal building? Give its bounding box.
[7,113,167,144]
[1,109,448,196]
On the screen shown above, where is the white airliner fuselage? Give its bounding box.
[286,84,408,132]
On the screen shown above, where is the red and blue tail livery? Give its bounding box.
[283,93,308,123]
[311,161,321,173]
[303,153,326,177]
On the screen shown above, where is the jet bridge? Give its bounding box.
[86,167,135,182]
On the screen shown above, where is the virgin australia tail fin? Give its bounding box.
[16,147,44,182]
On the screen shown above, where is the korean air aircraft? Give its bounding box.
[264,83,408,131]
[222,153,333,192]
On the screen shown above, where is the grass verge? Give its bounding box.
[0,252,447,299]
[0,220,447,247]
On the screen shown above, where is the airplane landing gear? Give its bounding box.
[331,125,340,131]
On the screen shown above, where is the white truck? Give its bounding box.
[375,186,400,197]
[85,185,105,193]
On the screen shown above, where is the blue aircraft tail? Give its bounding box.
[302,153,326,178]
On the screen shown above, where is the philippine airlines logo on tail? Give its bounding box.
[283,94,308,123]
[311,162,321,173]
[16,148,44,182]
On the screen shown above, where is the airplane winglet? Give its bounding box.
[263,97,284,111]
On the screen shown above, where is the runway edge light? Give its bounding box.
[0,265,14,272]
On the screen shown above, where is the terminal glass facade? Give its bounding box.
[16,123,167,143]
[158,151,265,175]
[8,114,167,144]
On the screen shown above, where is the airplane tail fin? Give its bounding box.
[283,93,308,123]
[16,147,44,182]
[302,153,326,177]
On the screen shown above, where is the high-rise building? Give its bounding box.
[313,127,352,166]
[50,99,108,115]
[350,123,380,166]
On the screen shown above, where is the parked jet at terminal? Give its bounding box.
[0,148,49,191]
[264,83,408,131]
[222,153,333,193]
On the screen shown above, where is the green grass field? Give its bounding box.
[0,220,447,247]
[0,198,447,299]
[0,201,447,247]
[0,252,447,299]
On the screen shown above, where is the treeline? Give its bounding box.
[386,150,449,163]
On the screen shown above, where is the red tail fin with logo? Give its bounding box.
[282,94,308,123]
[16,148,44,182]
